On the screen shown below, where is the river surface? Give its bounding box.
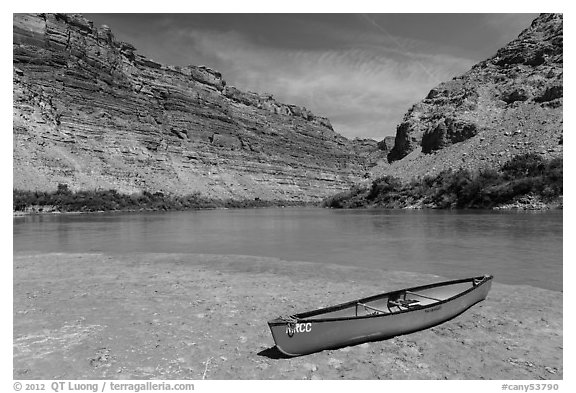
[13,208,563,291]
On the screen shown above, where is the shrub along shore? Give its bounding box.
[13,186,311,215]
[323,153,562,210]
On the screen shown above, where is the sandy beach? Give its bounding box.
[13,252,562,380]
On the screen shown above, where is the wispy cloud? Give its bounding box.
[86,13,535,139]
[172,27,475,139]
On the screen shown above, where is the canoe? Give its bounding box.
[268,274,493,356]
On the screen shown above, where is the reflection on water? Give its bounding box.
[13,208,563,291]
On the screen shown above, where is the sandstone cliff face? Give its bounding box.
[381,13,562,180]
[13,13,375,201]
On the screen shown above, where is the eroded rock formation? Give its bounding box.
[384,13,563,177]
[13,13,376,201]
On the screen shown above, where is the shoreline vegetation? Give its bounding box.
[13,153,562,215]
[13,186,313,215]
[323,153,562,210]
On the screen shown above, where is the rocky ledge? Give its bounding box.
[13,13,382,201]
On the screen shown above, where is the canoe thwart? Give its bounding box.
[404,291,442,302]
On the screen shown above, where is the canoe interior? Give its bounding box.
[295,277,485,321]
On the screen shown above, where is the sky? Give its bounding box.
[83,13,538,140]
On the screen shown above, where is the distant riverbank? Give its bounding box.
[14,252,562,379]
[13,184,313,215]
[323,153,562,210]
[14,153,562,215]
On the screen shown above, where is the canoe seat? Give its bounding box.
[388,299,421,308]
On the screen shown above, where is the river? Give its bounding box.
[13,208,563,291]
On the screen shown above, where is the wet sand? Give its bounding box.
[13,252,562,379]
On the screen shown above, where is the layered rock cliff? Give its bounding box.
[378,13,563,180]
[13,13,378,201]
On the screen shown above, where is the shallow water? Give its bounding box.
[13,208,563,291]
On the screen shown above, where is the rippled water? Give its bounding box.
[13,208,563,291]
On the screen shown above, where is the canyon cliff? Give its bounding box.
[13,13,381,201]
[13,13,563,204]
[376,13,563,181]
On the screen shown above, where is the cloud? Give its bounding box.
[161,24,476,140]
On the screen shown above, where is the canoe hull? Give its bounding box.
[268,275,492,356]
